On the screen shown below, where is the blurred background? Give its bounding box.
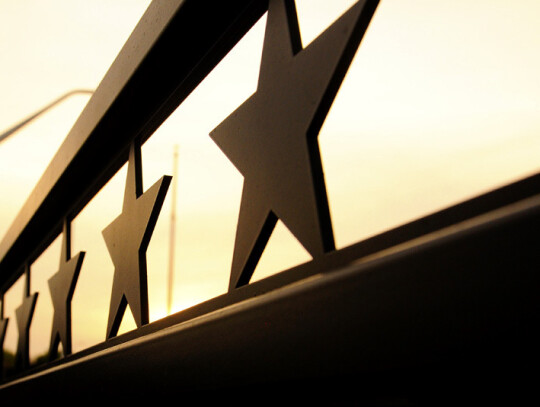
[1,0,539,365]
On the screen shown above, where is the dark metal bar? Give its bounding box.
[2,193,539,402]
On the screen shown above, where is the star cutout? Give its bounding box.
[210,0,379,290]
[103,142,171,339]
[0,317,7,347]
[15,291,38,370]
[0,318,9,380]
[48,221,85,359]
[0,316,7,379]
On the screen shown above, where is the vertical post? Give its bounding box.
[24,264,30,298]
[167,145,178,315]
[63,218,71,261]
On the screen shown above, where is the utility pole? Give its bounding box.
[167,145,179,315]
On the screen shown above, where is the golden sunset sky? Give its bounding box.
[1,0,539,362]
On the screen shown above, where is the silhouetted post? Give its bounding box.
[167,145,179,315]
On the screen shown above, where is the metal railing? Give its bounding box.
[1,0,539,402]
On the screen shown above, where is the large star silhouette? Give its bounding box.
[210,0,379,290]
[103,142,171,339]
[48,221,85,359]
[15,290,38,369]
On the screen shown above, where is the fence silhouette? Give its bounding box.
[1,0,539,403]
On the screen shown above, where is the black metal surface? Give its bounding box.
[211,0,379,290]
[103,142,170,339]
[1,194,539,403]
[47,220,84,359]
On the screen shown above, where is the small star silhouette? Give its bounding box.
[211,0,379,290]
[0,316,7,379]
[0,318,9,346]
[48,221,85,359]
[0,317,7,352]
[15,290,38,369]
[103,142,171,339]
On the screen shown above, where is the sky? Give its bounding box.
[1,0,540,362]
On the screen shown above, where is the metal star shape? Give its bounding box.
[15,292,38,369]
[103,142,171,339]
[0,317,7,346]
[210,0,379,290]
[48,222,85,359]
[0,316,7,377]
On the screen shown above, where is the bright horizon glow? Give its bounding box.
[1,0,540,362]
